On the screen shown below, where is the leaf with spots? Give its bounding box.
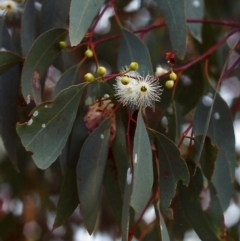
[131,111,153,213]
[155,132,189,216]
[17,83,87,169]
[77,118,110,234]
[193,88,235,210]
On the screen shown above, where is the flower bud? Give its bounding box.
[169,71,177,81]
[129,62,139,71]
[121,76,130,85]
[97,66,107,76]
[85,49,93,58]
[84,73,95,82]
[165,80,174,89]
[59,41,67,50]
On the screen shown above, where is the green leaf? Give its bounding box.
[185,0,204,42]
[103,159,124,230]
[17,83,87,169]
[69,0,105,46]
[155,132,189,215]
[53,168,79,229]
[156,0,187,59]
[121,168,132,241]
[21,0,39,56]
[195,135,218,180]
[41,0,70,32]
[21,28,68,105]
[112,109,129,194]
[0,20,30,169]
[118,29,153,74]
[0,51,23,75]
[53,63,82,98]
[77,119,110,234]
[131,111,153,213]
[159,211,171,241]
[179,168,225,241]
[193,89,235,209]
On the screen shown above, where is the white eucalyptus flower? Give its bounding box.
[0,1,22,14]
[113,68,163,109]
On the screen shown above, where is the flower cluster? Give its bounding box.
[113,67,163,109]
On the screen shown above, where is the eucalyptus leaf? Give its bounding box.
[17,83,87,169]
[69,0,105,46]
[77,118,110,234]
[193,89,235,210]
[118,28,153,74]
[156,0,187,59]
[155,132,189,215]
[0,51,22,75]
[21,28,68,104]
[131,111,153,213]
[185,0,204,42]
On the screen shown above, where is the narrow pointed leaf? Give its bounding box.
[77,119,110,234]
[131,111,153,213]
[21,28,68,104]
[118,29,153,74]
[155,132,189,215]
[193,89,235,210]
[17,83,87,169]
[69,0,105,46]
[0,51,23,75]
[156,0,187,59]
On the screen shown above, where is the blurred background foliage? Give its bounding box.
[0,0,240,240]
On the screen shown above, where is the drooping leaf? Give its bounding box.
[155,132,189,216]
[156,0,187,59]
[69,0,105,46]
[112,109,129,194]
[118,28,153,74]
[77,119,110,234]
[103,159,124,230]
[0,51,23,75]
[17,83,87,169]
[21,28,68,105]
[53,168,79,229]
[41,0,70,32]
[53,63,82,98]
[131,111,153,213]
[179,168,225,241]
[194,135,218,181]
[193,89,235,210]
[185,0,204,42]
[21,0,39,56]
